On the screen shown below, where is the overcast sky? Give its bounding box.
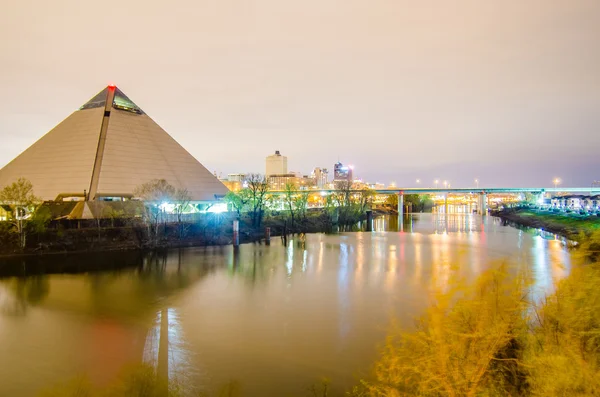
[1,0,598,187]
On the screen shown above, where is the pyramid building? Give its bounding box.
[0,85,228,202]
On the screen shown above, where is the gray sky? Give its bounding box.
[1,0,599,187]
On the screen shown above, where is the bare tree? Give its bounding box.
[0,177,41,249]
[332,180,353,223]
[173,188,192,239]
[284,182,298,227]
[134,179,176,246]
[246,173,269,227]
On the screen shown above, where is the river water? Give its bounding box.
[0,214,571,396]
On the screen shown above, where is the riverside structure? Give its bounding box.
[0,85,228,217]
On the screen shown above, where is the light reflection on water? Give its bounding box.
[0,214,571,396]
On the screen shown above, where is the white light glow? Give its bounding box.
[207,203,228,213]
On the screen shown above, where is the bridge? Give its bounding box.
[374,187,600,195]
[269,187,600,215]
[374,187,600,214]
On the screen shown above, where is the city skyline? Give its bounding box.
[1,1,599,187]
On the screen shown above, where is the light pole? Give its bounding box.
[553,178,561,189]
[443,180,448,189]
[416,179,421,186]
[475,178,479,189]
[434,179,439,188]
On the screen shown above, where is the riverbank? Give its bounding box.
[491,207,600,240]
[0,208,386,260]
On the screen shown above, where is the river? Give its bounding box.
[0,213,571,396]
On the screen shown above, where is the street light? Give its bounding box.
[416,179,421,185]
[553,178,561,189]
[434,179,439,188]
[443,180,448,188]
[475,178,479,189]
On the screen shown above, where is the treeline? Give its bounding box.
[0,177,367,255]
[225,175,375,228]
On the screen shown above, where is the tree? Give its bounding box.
[367,264,530,397]
[385,194,398,207]
[294,191,310,221]
[284,182,298,227]
[225,189,251,218]
[0,177,41,249]
[246,174,269,227]
[134,179,176,246]
[173,188,192,239]
[358,189,376,212]
[332,180,358,224]
[404,194,423,212]
[386,194,432,212]
[526,259,600,396]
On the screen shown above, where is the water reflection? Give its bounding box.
[0,214,572,396]
[0,276,50,316]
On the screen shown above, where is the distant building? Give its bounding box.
[266,150,288,177]
[268,173,314,191]
[352,179,368,190]
[333,162,353,182]
[220,180,242,192]
[312,167,329,188]
[227,173,247,182]
[218,173,247,192]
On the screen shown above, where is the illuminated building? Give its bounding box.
[311,168,329,188]
[220,180,242,192]
[268,174,314,191]
[0,85,228,204]
[265,150,288,177]
[333,162,353,182]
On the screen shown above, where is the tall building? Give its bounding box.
[333,162,353,182]
[312,167,329,188]
[0,85,228,202]
[265,150,288,177]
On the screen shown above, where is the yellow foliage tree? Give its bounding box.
[365,264,530,397]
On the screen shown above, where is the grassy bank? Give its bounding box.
[492,207,600,240]
[352,231,600,397]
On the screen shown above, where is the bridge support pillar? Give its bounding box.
[444,193,449,214]
[397,192,404,214]
[479,193,487,215]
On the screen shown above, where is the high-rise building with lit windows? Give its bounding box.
[265,150,288,177]
[312,167,329,187]
[333,162,353,182]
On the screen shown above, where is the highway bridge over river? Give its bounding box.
[374,187,600,214]
[270,187,600,215]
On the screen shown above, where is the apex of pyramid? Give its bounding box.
[79,85,144,115]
